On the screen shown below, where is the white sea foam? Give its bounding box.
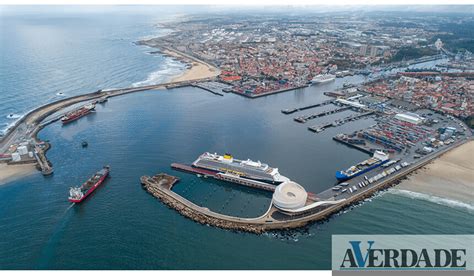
[1,112,26,135]
[102,88,119,92]
[132,58,185,87]
[388,189,474,213]
[6,113,21,119]
[0,121,18,136]
[56,92,65,96]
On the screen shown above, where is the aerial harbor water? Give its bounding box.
[0,7,473,270]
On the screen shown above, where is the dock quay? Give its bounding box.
[34,143,53,175]
[308,122,333,133]
[191,81,232,96]
[232,85,307,99]
[308,111,375,133]
[191,82,225,96]
[294,106,351,123]
[171,163,217,176]
[141,138,471,234]
[281,100,334,114]
[165,83,190,89]
[332,135,374,154]
[171,163,276,192]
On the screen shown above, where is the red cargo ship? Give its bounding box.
[68,165,110,203]
[61,103,95,124]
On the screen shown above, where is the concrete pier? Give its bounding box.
[171,163,276,192]
[294,107,351,123]
[141,138,471,234]
[281,100,334,114]
[308,111,374,133]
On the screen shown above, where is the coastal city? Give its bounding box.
[0,5,473,271]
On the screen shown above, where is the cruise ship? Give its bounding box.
[311,74,336,84]
[192,152,289,184]
[335,151,390,181]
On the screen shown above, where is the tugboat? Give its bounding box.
[68,166,110,203]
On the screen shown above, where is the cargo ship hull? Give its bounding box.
[335,159,389,181]
[61,109,92,124]
[61,103,95,124]
[68,166,110,203]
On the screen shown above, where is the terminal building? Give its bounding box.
[272,181,308,210]
[272,181,345,215]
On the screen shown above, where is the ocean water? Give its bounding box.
[0,6,185,135]
[0,7,472,270]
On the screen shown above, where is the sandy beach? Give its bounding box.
[162,49,220,82]
[0,163,37,186]
[394,140,474,205]
[0,47,220,187]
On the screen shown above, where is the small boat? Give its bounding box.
[81,141,88,147]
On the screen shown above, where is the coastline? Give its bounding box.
[0,163,37,186]
[394,140,474,205]
[161,48,220,82]
[0,42,220,186]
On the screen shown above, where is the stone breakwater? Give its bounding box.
[139,140,471,234]
[140,174,269,234]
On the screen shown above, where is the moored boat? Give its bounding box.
[311,74,336,84]
[61,103,95,124]
[336,151,389,181]
[192,152,289,184]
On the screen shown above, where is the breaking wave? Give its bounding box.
[1,113,25,136]
[6,113,21,119]
[132,58,185,87]
[102,88,120,92]
[388,189,474,213]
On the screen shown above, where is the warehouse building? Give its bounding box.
[394,113,425,125]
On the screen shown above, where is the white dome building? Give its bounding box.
[272,181,308,210]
